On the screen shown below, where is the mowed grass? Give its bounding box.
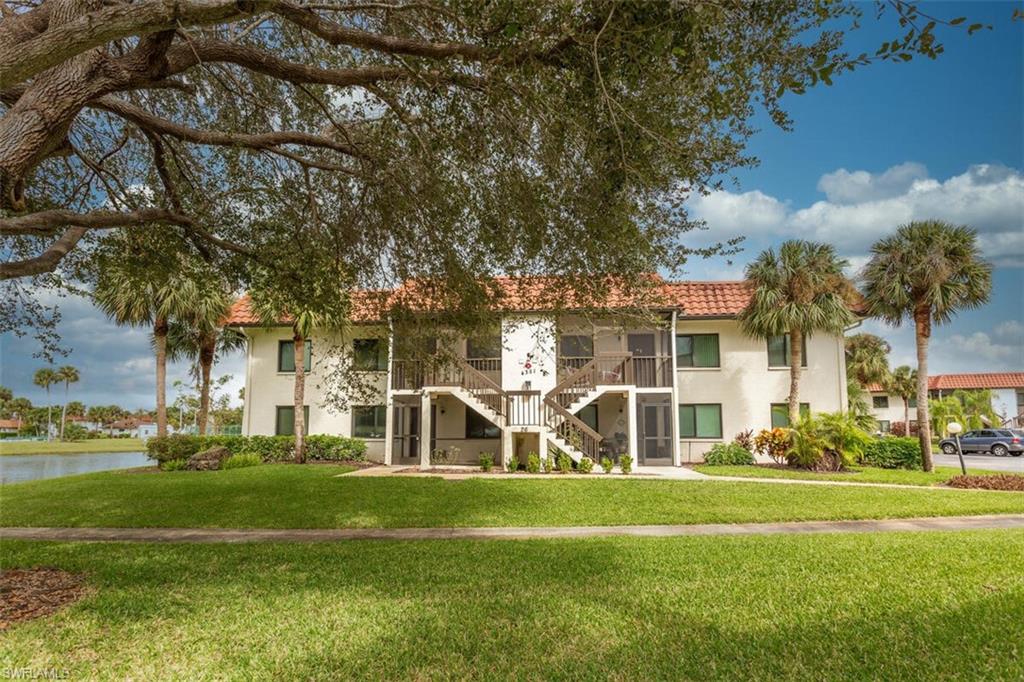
[2,531,1023,679]
[695,464,1014,486]
[0,438,144,455]
[1,465,1022,529]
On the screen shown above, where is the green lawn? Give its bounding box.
[695,464,1013,486]
[0,438,144,455]
[2,465,1022,529]
[2,531,1022,679]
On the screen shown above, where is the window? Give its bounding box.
[352,405,387,438]
[873,395,889,409]
[878,420,891,433]
[676,334,720,368]
[678,404,723,439]
[628,333,656,357]
[559,335,593,358]
[767,334,808,368]
[1016,390,1023,410]
[467,334,501,359]
[275,405,309,435]
[278,340,312,372]
[770,403,810,428]
[465,408,500,439]
[578,404,598,433]
[907,396,917,408]
[353,338,387,371]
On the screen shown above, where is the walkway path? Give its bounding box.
[3,514,1021,544]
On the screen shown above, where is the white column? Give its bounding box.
[502,428,514,469]
[419,392,432,468]
[669,311,681,467]
[383,320,395,466]
[627,388,638,465]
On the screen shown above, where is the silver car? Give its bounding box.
[939,429,1024,457]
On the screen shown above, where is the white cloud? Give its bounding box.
[689,162,1024,265]
[947,331,1024,363]
[994,320,1024,342]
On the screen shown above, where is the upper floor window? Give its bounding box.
[907,396,917,408]
[275,405,309,435]
[278,340,312,373]
[676,334,720,368]
[467,334,501,359]
[873,395,889,409]
[353,338,387,371]
[352,405,387,438]
[559,335,593,358]
[767,334,808,368]
[770,402,810,428]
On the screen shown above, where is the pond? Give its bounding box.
[0,452,151,484]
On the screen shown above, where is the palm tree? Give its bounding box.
[845,377,876,431]
[739,240,857,424]
[56,365,80,440]
[862,221,991,471]
[955,390,999,431]
[886,365,918,432]
[166,282,244,436]
[32,367,57,441]
[929,395,964,439]
[844,333,891,386]
[94,259,192,438]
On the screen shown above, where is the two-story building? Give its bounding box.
[867,372,1024,432]
[229,278,850,467]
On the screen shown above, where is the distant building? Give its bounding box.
[107,417,169,439]
[0,418,23,434]
[867,372,1024,432]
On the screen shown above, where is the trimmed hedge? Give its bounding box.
[703,442,756,466]
[863,437,921,470]
[147,434,366,464]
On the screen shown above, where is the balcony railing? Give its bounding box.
[556,354,673,389]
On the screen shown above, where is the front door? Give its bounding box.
[637,397,672,464]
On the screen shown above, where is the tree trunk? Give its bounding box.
[59,380,69,440]
[197,334,215,436]
[787,328,803,425]
[45,387,52,441]
[154,316,169,438]
[914,307,933,472]
[293,332,306,464]
[904,398,910,435]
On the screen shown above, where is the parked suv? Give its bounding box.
[939,429,1023,457]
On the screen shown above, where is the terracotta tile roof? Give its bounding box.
[225,276,859,325]
[0,419,22,429]
[929,373,1024,391]
[865,373,1024,394]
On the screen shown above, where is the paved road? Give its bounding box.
[934,453,1024,473]
[2,515,1023,543]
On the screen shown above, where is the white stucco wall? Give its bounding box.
[868,392,916,429]
[674,319,848,462]
[241,326,388,461]
[991,388,1020,422]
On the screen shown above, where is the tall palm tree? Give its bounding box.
[32,367,57,441]
[739,240,857,424]
[955,390,999,431]
[886,365,918,432]
[845,377,876,431]
[94,260,191,438]
[844,333,891,387]
[862,221,991,471]
[166,282,245,435]
[929,395,964,439]
[56,365,80,440]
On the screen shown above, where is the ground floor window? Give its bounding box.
[678,404,722,439]
[578,404,598,432]
[352,405,387,438]
[275,405,309,436]
[465,408,500,439]
[770,403,810,428]
[878,420,891,433]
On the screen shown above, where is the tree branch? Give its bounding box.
[0,226,87,279]
[0,207,193,236]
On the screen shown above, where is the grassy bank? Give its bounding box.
[2,465,1022,529]
[2,531,1022,679]
[694,464,1012,486]
[0,438,145,455]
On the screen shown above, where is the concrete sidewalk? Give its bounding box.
[2,514,1021,544]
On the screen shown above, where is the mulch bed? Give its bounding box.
[947,474,1024,492]
[0,568,90,629]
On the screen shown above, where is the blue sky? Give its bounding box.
[1,2,1021,409]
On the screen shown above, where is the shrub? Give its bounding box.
[556,452,573,473]
[223,453,262,470]
[479,453,494,472]
[785,415,828,470]
[890,421,907,437]
[526,452,540,473]
[948,474,1024,491]
[619,455,633,475]
[542,455,554,473]
[733,429,754,452]
[578,457,594,474]
[818,411,872,466]
[506,453,519,473]
[61,423,89,441]
[161,458,188,471]
[148,434,203,464]
[147,434,366,464]
[305,435,366,461]
[863,437,921,470]
[754,428,789,464]
[703,442,755,466]
[600,457,614,474]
